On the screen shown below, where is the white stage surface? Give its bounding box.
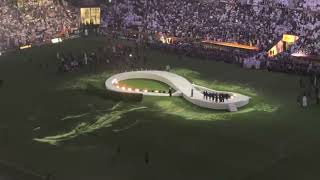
[105,71,250,111]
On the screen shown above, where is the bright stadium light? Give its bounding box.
[20,45,32,50]
[51,38,62,44]
[112,79,118,84]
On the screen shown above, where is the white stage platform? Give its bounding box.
[105,71,250,111]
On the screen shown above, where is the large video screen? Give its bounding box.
[80,7,101,25]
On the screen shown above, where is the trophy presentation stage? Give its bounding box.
[106,71,250,112]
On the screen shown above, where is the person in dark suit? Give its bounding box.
[219,94,223,103]
[299,78,304,89]
[191,88,194,97]
[227,94,231,100]
[212,93,216,102]
[145,152,149,165]
[169,88,172,97]
[316,87,320,105]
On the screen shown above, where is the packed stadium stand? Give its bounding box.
[0,0,79,51]
[106,0,319,56]
[0,0,319,58]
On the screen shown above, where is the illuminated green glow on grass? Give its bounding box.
[172,68,257,97]
[60,68,279,122]
[139,68,280,120]
[61,113,90,121]
[145,97,279,121]
[34,103,147,145]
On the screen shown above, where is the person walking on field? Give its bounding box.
[302,94,308,108]
[145,152,149,165]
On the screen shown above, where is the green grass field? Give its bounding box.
[0,37,320,180]
[120,79,170,92]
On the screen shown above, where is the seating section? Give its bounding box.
[106,0,320,56]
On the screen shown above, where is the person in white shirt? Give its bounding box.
[302,94,308,107]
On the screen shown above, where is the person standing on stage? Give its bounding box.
[191,88,194,97]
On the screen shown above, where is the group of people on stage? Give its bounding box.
[203,91,231,103]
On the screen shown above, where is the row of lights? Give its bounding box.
[116,85,162,93]
[116,85,144,92]
[112,79,237,99]
[113,79,162,94]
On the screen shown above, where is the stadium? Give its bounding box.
[0,0,320,179]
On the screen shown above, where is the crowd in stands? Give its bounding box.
[1,0,320,77]
[297,0,320,11]
[148,40,320,77]
[1,0,319,57]
[0,0,79,51]
[107,0,320,57]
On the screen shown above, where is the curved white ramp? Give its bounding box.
[105,71,250,111]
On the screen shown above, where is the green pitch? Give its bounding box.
[119,79,171,92]
[0,36,320,180]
